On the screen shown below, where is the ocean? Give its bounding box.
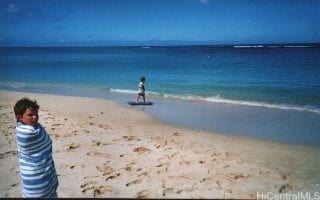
[1,45,319,145]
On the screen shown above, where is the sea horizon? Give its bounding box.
[1,42,320,48]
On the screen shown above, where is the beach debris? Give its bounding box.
[11,183,17,187]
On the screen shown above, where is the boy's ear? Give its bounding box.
[16,115,22,121]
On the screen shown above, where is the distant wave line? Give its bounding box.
[234,45,316,48]
[233,45,264,48]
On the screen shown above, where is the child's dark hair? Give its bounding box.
[14,97,40,116]
[140,77,145,82]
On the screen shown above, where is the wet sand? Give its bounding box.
[0,90,320,198]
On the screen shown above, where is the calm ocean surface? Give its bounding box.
[1,46,320,145]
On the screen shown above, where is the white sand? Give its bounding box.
[1,90,320,198]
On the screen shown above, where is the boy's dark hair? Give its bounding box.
[14,97,40,116]
[140,77,145,82]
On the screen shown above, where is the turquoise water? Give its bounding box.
[1,46,320,145]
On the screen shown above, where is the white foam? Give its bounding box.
[233,45,264,48]
[204,96,320,114]
[0,81,26,88]
[284,45,313,48]
[110,88,137,94]
[101,88,320,114]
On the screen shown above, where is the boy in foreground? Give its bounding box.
[14,98,58,197]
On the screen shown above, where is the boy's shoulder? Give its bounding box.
[16,122,42,131]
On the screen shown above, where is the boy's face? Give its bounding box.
[18,107,39,127]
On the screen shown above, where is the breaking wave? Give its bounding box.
[110,88,320,114]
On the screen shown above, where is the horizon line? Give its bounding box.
[1,42,320,48]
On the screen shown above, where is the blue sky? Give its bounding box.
[0,0,319,46]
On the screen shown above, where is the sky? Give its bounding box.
[0,0,319,46]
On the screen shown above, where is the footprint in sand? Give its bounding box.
[137,171,150,178]
[133,146,151,154]
[66,143,80,151]
[237,159,244,164]
[279,184,292,193]
[136,189,150,198]
[94,185,119,197]
[120,162,136,172]
[200,178,211,183]
[177,186,195,194]
[126,179,142,187]
[172,132,182,136]
[87,151,112,158]
[98,124,111,130]
[226,172,250,180]
[161,180,174,197]
[96,163,114,176]
[96,163,120,181]
[179,160,191,165]
[0,150,17,159]
[80,181,97,194]
[162,187,174,197]
[123,135,140,141]
[91,140,110,146]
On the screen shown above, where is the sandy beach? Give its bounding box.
[0,90,320,198]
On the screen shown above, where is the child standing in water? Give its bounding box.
[136,76,146,103]
[14,98,58,197]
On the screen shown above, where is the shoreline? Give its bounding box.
[1,90,320,198]
[1,86,320,146]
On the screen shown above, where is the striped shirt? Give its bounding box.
[16,122,58,198]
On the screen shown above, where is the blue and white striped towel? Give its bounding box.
[16,122,58,197]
